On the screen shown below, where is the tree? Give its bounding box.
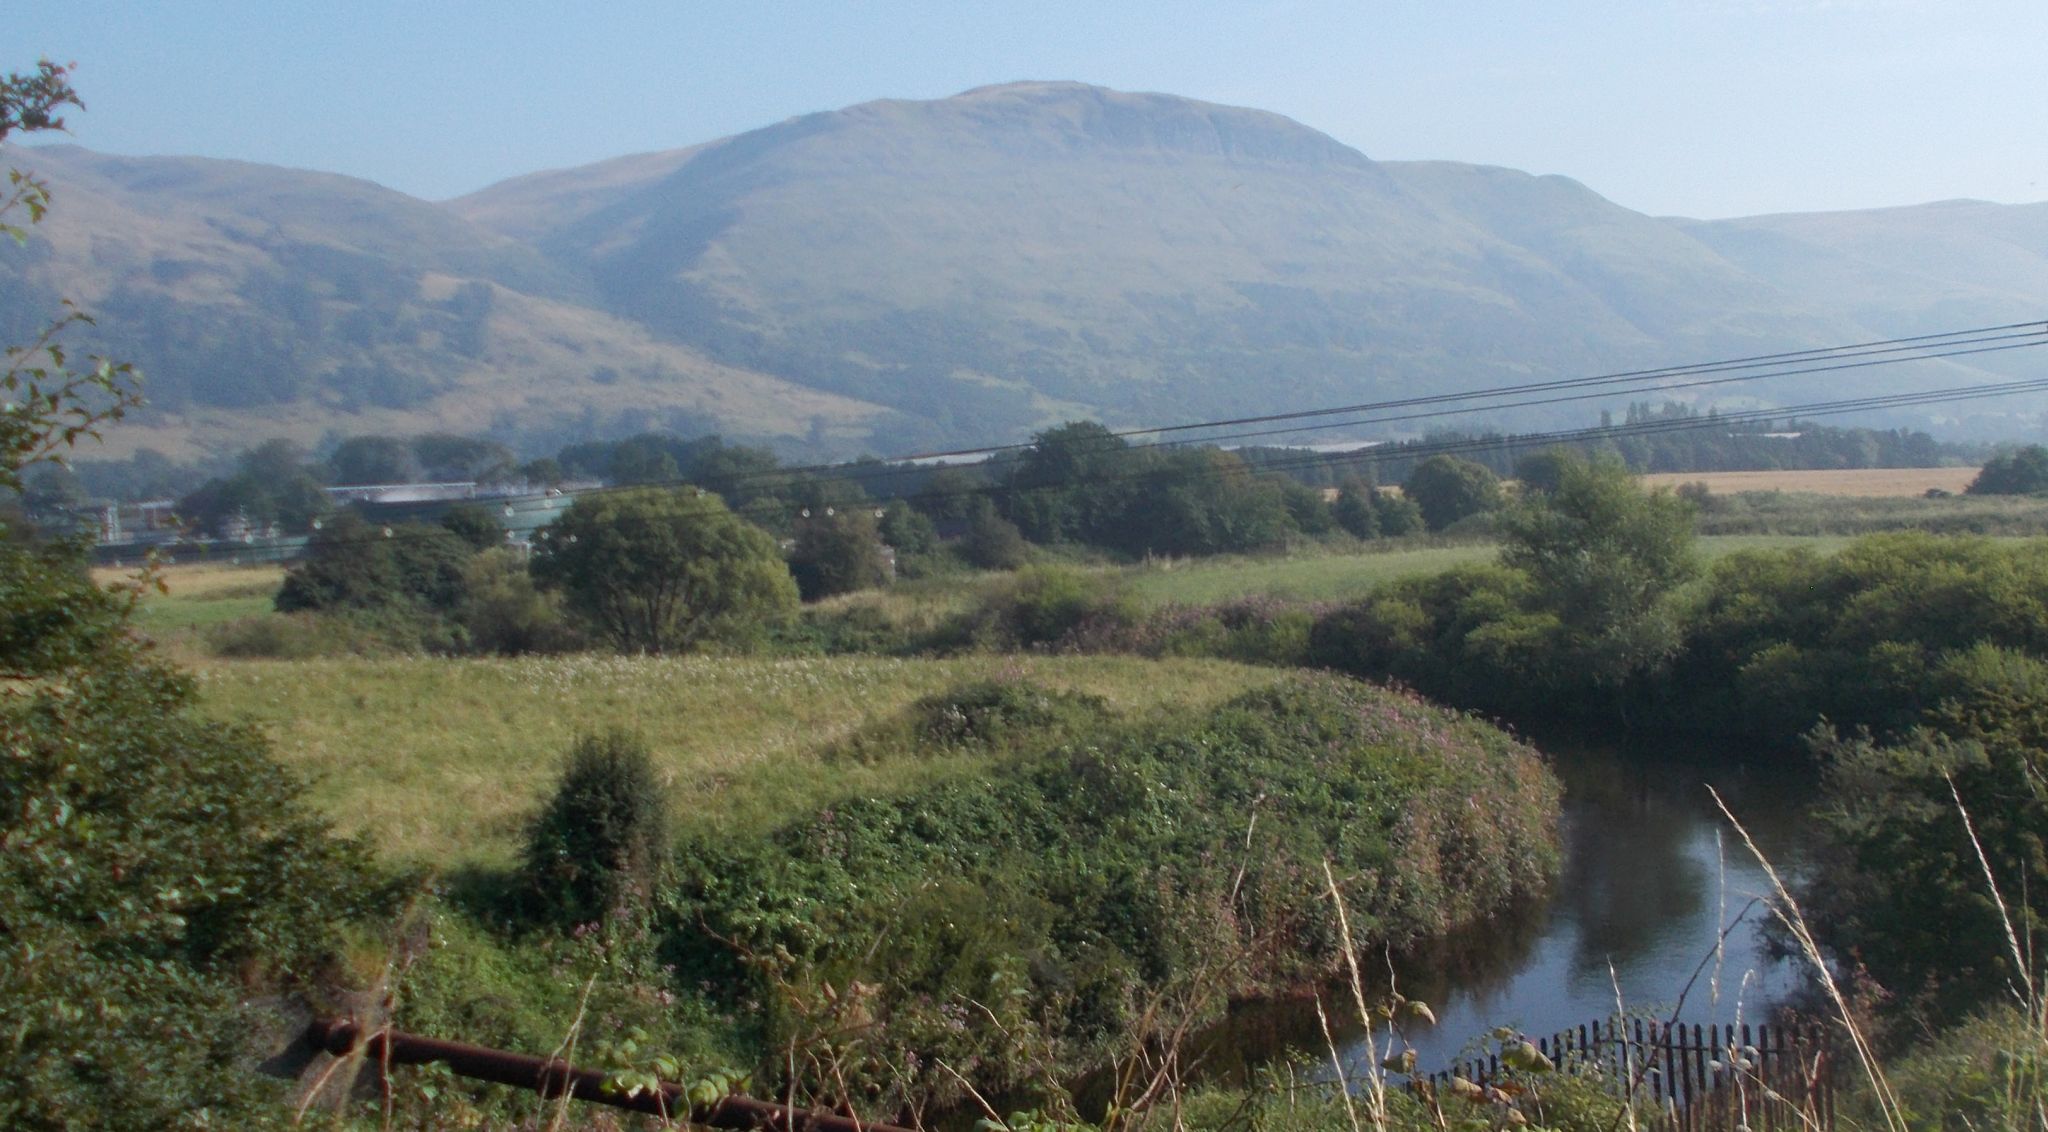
[274,514,472,615]
[1333,478,1380,539]
[440,501,506,551]
[1,62,396,1124]
[1497,451,1698,690]
[1,65,140,493]
[530,487,797,652]
[1966,444,2048,495]
[178,439,331,536]
[959,496,1029,570]
[1005,421,1139,543]
[1372,490,1425,537]
[790,506,891,600]
[325,434,421,485]
[1402,455,1501,532]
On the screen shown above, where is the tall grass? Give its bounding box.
[191,653,1285,867]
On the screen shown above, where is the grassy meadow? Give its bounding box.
[191,652,1284,869]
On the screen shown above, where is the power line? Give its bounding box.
[243,369,2048,559]
[166,320,2048,557]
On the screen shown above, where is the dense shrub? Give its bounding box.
[1,537,401,1126]
[789,508,892,600]
[668,675,1560,1098]
[960,497,1030,569]
[456,546,582,654]
[1966,444,2048,495]
[520,730,672,928]
[1674,533,2048,740]
[275,513,474,615]
[967,564,1139,649]
[831,679,1113,764]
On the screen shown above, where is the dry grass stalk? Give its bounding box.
[1708,786,1905,1132]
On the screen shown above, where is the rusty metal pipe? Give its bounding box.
[307,1018,916,1132]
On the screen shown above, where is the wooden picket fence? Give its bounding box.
[1425,1019,1835,1132]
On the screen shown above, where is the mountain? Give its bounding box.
[454,82,1901,446]
[0,146,885,459]
[5,83,2045,460]
[1684,200,2048,358]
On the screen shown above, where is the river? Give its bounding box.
[1189,738,1820,1082]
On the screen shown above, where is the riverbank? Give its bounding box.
[192,656,1564,1123]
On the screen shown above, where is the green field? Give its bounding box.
[1112,535,1862,608]
[193,653,1284,869]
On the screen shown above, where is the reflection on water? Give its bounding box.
[1203,739,1817,1082]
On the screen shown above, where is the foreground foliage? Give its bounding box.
[665,673,1560,1111]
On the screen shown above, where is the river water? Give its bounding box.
[1191,739,1820,1082]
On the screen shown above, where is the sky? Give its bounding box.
[10,1,2046,220]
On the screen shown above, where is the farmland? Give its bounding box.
[1637,465,1976,496]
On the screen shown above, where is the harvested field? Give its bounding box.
[1637,466,1976,497]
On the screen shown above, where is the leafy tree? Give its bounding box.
[1512,447,1578,496]
[521,455,565,486]
[410,432,515,483]
[960,496,1029,570]
[1497,451,1698,691]
[18,462,89,520]
[1965,444,2048,495]
[530,487,797,652]
[609,435,681,485]
[1333,477,1380,539]
[439,501,506,551]
[0,62,130,503]
[878,499,937,558]
[912,465,985,522]
[1372,490,1425,536]
[457,546,580,654]
[1005,421,1139,544]
[1277,476,1335,536]
[274,514,472,615]
[1805,647,2048,1023]
[178,439,331,536]
[1402,455,1501,532]
[325,434,420,485]
[790,506,892,600]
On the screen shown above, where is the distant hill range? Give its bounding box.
[4,81,2044,460]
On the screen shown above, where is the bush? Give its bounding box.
[960,497,1030,570]
[832,679,1112,764]
[1966,444,2048,495]
[789,508,892,601]
[457,546,580,654]
[2,541,401,1126]
[971,565,1138,649]
[521,730,672,927]
[208,610,398,658]
[275,514,474,615]
[669,674,1561,1101]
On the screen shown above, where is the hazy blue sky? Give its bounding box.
[12,1,2044,219]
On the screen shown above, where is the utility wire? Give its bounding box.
[222,367,2048,558]
[155,320,2048,556]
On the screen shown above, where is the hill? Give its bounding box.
[4,83,2043,459]
[0,146,886,459]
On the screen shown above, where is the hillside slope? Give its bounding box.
[5,83,2044,459]
[0,146,886,458]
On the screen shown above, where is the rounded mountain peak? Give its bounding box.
[839,80,1374,169]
